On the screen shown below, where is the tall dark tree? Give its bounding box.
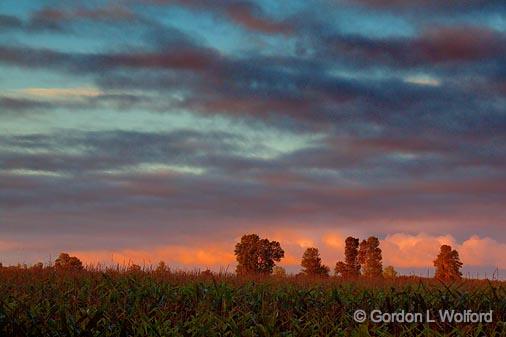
[54,253,83,271]
[335,236,361,278]
[301,247,330,276]
[434,245,463,281]
[345,236,361,277]
[358,237,383,278]
[234,234,284,275]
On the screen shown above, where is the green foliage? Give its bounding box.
[0,268,505,336]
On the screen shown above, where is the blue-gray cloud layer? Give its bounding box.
[0,0,505,263]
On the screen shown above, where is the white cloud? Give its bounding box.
[17,86,102,99]
[404,75,441,86]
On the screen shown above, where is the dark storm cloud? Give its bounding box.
[342,0,506,12]
[0,129,244,174]
[0,13,63,32]
[0,14,23,30]
[0,43,220,73]
[1,1,291,36]
[0,41,503,202]
[30,5,137,24]
[4,24,504,74]
[0,97,54,114]
[2,165,505,242]
[30,3,160,33]
[2,125,505,186]
[0,3,174,35]
[0,94,158,116]
[320,26,506,68]
[143,0,292,34]
[1,22,503,135]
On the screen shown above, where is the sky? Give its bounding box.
[0,0,505,277]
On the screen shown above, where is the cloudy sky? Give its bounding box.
[1,0,505,276]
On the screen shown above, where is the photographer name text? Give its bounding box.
[353,309,493,323]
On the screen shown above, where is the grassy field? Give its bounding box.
[0,268,505,337]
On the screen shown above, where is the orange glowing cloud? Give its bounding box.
[264,228,317,249]
[0,240,20,252]
[264,229,347,267]
[381,233,455,268]
[458,236,506,268]
[381,233,506,269]
[68,231,506,273]
[322,233,346,250]
[72,243,236,270]
[278,253,301,267]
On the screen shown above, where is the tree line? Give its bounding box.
[0,235,464,281]
[234,234,464,281]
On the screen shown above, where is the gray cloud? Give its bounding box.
[0,0,505,266]
[1,127,505,247]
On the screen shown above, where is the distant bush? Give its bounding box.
[54,253,83,271]
[272,266,286,277]
[383,265,398,278]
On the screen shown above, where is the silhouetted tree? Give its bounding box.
[31,262,44,271]
[155,261,169,273]
[434,245,462,281]
[301,247,330,276]
[344,236,361,277]
[272,266,286,277]
[54,253,83,271]
[358,237,383,278]
[383,265,398,278]
[335,237,362,278]
[234,234,284,275]
[334,261,347,277]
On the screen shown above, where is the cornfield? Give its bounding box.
[1,268,505,336]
